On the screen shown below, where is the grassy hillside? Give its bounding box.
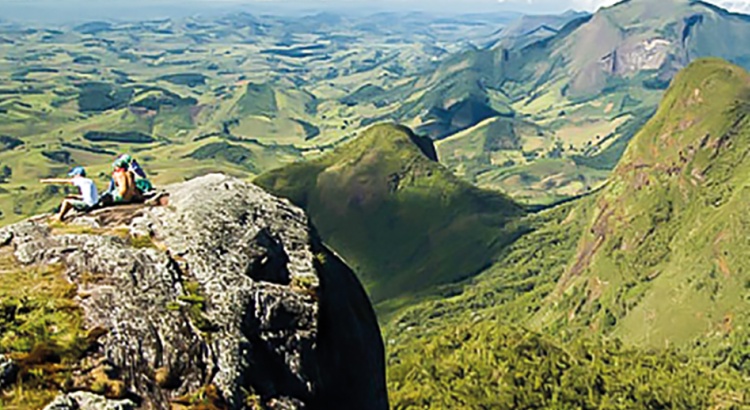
[233,82,278,118]
[536,58,750,349]
[256,123,525,307]
[385,58,750,407]
[386,193,750,408]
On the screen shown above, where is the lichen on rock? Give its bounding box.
[0,174,388,410]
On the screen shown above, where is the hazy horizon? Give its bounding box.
[1,0,749,24]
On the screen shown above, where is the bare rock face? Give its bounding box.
[599,38,673,76]
[0,174,388,410]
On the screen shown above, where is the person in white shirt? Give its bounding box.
[40,166,99,222]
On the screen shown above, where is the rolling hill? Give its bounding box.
[0,10,548,226]
[385,58,750,408]
[255,123,525,308]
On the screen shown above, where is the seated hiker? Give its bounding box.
[40,166,99,222]
[103,154,154,198]
[111,156,142,204]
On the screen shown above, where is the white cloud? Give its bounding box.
[718,1,750,12]
[496,0,750,13]
[569,0,619,11]
[577,0,750,12]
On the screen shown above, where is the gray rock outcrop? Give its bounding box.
[599,37,673,76]
[0,174,388,409]
[43,392,136,410]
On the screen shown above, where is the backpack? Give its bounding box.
[135,178,154,194]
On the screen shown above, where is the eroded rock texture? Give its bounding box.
[1,174,388,410]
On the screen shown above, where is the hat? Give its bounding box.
[113,157,129,169]
[68,166,86,177]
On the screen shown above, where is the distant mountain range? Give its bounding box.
[381,0,750,202]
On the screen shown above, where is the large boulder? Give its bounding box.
[0,174,388,409]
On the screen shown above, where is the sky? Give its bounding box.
[0,0,749,22]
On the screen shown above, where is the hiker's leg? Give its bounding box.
[58,200,73,221]
[97,193,112,208]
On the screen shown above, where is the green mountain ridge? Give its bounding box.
[255,123,525,308]
[385,58,750,408]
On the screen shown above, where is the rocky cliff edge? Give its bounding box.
[0,174,388,410]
